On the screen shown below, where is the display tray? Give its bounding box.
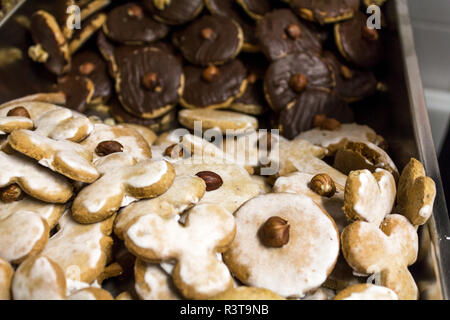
[0,0,448,300]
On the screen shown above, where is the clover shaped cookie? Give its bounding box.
[72,153,175,224]
[343,169,396,227]
[397,158,436,226]
[341,214,419,300]
[125,203,236,299]
[0,258,14,300]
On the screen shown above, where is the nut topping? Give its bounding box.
[286,24,302,39]
[260,216,290,248]
[196,171,223,191]
[0,184,24,203]
[127,4,144,18]
[247,72,258,84]
[362,25,379,41]
[79,62,96,75]
[312,114,341,131]
[164,143,184,158]
[142,72,159,91]
[202,65,220,83]
[289,74,308,93]
[309,173,336,198]
[7,106,31,119]
[201,27,215,40]
[95,140,124,156]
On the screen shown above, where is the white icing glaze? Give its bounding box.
[343,285,398,300]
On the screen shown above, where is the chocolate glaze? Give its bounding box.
[104,3,169,44]
[143,0,204,25]
[264,51,334,111]
[173,15,242,66]
[290,0,360,24]
[237,0,272,19]
[54,75,94,112]
[256,9,322,61]
[278,89,354,139]
[182,59,247,109]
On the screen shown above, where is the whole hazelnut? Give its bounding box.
[202,65,220,82]
[79,62,96,75]
[340,65,353,80]
[127,4,144,18]
[95,140,124,156]
[142,72,159,91]
[201,27,215,40]
[289,74,308,93]
[164,143,184,158]
[7,106,31,119]
[196,171,223,191]
[309,173,336,198]
[260,216,290,248]
[286,24,302,39]
[247,72,258,84]
[0,184,24,203]
[362,25,379,41]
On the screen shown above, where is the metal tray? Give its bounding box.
[0,0,448,300]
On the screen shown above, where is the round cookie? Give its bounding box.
[178,109,258,132]
[115,47,183,119]
[54,75,95,112]
[121,124,157,146]
[172,15,243,66]
[180,60,247,109]
[223,193,340,298]
[334,283,398,300]
[335,11,383,69]
[290,0,360,24]
[205,0,259,52]
[264,51,334,112]
[29,10,71,75]
[104,3,169,44]
[236,0,272,20]
[211,286,285,300]
[255,9,322,62]
[143,0,204,25]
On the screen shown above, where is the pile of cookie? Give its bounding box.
[0,0,438,301]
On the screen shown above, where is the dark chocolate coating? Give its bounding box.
[173,15,242,66]
[323,51,377,102]
[237,0,272,18]
[69,50,112,102]
[335,11,383,69]
[116,47,183,118]
[234,79,269,111]
[290,0,360,24]
[255,9,322,61]
[143,0,204,25]
[182,60,247,109]
[30,10,70,75]
[55,75,93,112]
[205,0,259,49]
[264,51,334,111]
[278,89,354,139]
[104,3,169,44]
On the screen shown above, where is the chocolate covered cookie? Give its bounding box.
[104,3,169,44]
[69,13,107,54]
[54,75,94,112]
[143,0,204,25]
[205,0,259,52]
[115,47,184,119]
[69,50,112,104]
[28,10,71,75]
[335,11,383,69]
[231,72,269,115]
[180,60,248,109]
[173,15,243,66]
[278,89,354,139]
[290,0,360,24]
[264,51,334,111]
[237,0,272,20]
[256,9,322,61]
[323,51,377,102]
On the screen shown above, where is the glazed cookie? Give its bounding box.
[104,3,169,44]
[256,9,322,61]
[80,123,152,162]
[134,260,181,300]
[343,169,396,226]
[236,0,272,20]
[72,153,174,224]
[0,93,66,110]
[297,122,377,156]
[290,0,360,24]
[334,141,399,181]
[68,287,113,300]
[0,258,13,300]
[223,193,340,298]
[0,108,33,134]
[264,52,334,112]
[121,124,157,146]
[69,13,107,54]
[54,75,95,112]
[181,60,247,109]
[116,47,183,119]
[143,0,204,25]
[334,283,398,300]
[0,101,59,120]
[341,214,419,300]
[335,11,383,69]
[68,50,113,104]
[125,203,236,299]
[397,158,436,226]
[173,15,243,66]
[114,175,206,238]
[211,287,285,300]
[278,90,354,139]
[179,109,258,132]
[42,211,115,284]
[0,151,73,203]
